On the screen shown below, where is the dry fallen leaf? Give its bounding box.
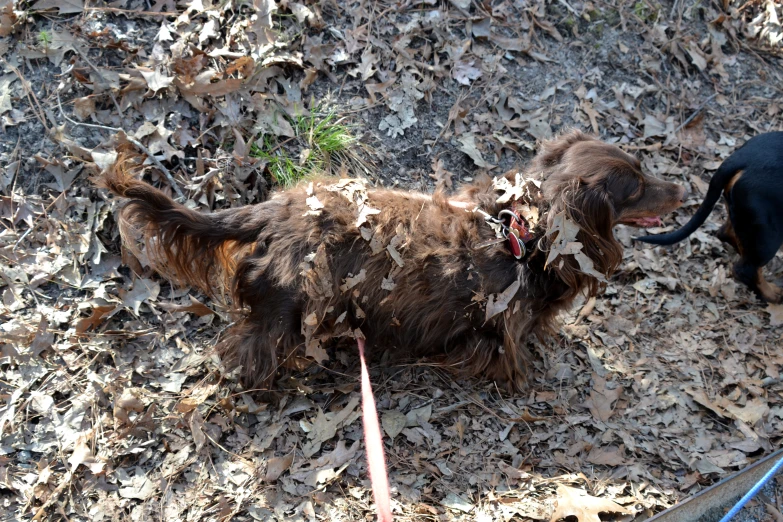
[381,410,406,438]
[441,492,474,513]
[452,61,482,85]
[189,409,207,453]
[430,156,454,190]
[303,396,360,457]
[550,485,632,522]
[120,279,160,315]
[33,0,84,14]
[265,452,294,482]
[584,374,622,422]
[290,440,360,486]
[305,338,329,364]
[118,471,158,500]
[724,398,769,425]
[158,295,215,317]
[585,445,627,466]
[139,67,174,92]
[68,437,92,473]
[74,304,115,334]
[72,96,95,120]
[686,388,769,424]
[458,134,494,169]
[767,304,783,326]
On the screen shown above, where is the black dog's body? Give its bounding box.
[637,131,783,303]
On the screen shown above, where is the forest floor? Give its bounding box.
[1,0,783,520]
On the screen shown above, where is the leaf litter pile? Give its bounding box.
[1,0,783,520]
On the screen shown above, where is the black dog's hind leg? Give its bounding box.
[733,260,783,304]
[728,180,783,303]
[716,217,742,254]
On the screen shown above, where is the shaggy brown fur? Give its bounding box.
[99,130,686,393]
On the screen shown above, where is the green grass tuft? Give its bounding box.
[38,30,52,47]
[250,111,364,188]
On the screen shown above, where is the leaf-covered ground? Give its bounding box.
[1,0,783,520]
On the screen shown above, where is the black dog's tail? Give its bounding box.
[98,154,265,297]
[636,160,740,246]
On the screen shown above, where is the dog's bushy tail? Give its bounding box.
[636,160,741,246]
[98,154,263,297]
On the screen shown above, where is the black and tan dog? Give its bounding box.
[637,131,783,303]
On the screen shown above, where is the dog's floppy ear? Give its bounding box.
[544,178,623,296]
[533,129,594,170]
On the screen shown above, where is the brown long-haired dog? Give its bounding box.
[100,130,686,393]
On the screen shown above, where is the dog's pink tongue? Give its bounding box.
[634,216,663,227]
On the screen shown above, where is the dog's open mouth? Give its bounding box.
[621,216,663,228]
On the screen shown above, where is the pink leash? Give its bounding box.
[357,337,393,521]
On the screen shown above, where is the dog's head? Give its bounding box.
[535,130,686,292]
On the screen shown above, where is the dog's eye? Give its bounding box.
[608,174,642,205]
[626,179,644,201]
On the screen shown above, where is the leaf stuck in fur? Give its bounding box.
[301,244,335,299]
[6,0,783,518]
[381,276,396,291]
[573,251,608,283]
[544,212,607,282]
[545,211,581,267]
[493,173,525,204]
[387,242,405,268]
[341,269,366,292]
[485,278,520,321]
[305,195,324,216]
[356,203,381,228]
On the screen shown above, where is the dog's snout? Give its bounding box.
[676,185,688,203]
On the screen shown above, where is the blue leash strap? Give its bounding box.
[719,453,783,522]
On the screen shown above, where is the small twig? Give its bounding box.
[55,90,186,201]
[432,399,472,416]
[1,58,51,132]
[737,0,762,12]
[264,136,297,156]
[69,43,125,117]
[674,93,718,134]
[84,6,180,16]
[56,92,118,133]
[123,137,187,201]
[30,471,73,522]
[183,156,219,162]
[558,0,579,15]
